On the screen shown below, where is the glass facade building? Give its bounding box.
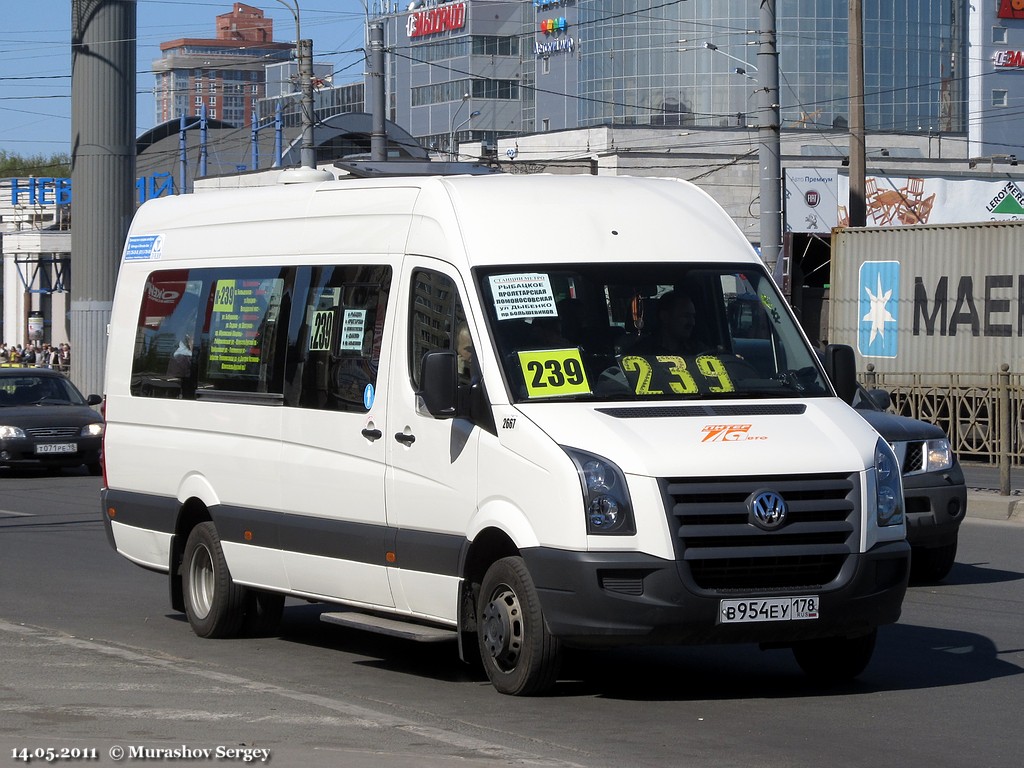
[574,0,964,133]
[371,1,968,150]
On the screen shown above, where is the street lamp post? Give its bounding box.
[756,0,782,276]
[271,0,315,169]
[451,110,480,161]
[702,31,782,275]
[449,94,470,161]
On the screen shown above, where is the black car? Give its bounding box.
[0,368,103,475]
[853,385,967,582]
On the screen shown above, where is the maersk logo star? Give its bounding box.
[862,273,895,345]
[857,261,900,358]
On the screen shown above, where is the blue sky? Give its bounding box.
[0,1,368,159]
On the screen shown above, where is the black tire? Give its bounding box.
[181,521,245,638]
[792,629,877,683]
[910,540,957,584]
[86,461,102,476]
[477,556,561,696]
[243,590,285,636]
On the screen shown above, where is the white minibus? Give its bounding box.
[101,168,909,695]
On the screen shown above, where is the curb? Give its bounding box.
[966,491,1024,523]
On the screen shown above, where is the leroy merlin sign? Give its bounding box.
[798,172,1024,233]
[986,182,1024,215]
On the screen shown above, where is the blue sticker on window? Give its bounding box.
[124,234,165,261]
[363,383,375,410]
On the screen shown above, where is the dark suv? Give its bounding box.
[853,385,967,582]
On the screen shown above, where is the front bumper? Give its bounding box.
[521,540,910,648]
[902,464,967,549]
[0,437,102,469]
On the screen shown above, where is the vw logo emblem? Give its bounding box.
[749,490,788,530]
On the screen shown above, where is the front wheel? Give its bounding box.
[181,521,245,638]
[477,557,561,696]
[792,629,877,683]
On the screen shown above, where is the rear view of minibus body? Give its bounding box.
[102,172,909,696]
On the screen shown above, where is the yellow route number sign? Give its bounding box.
[517,348,591,399]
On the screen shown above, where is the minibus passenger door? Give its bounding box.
[277,263,396,608]
[385,263,480,623]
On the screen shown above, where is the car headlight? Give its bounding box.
[0,426,26,439]
[80,423,104,438]
[875,437,905,527]
[563,447,635,535]
[924,438,953,472]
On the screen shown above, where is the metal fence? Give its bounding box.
[863,365,1024,468]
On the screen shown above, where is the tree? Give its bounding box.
[0,150,71,178]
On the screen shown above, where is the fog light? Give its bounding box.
[0,451,9,461]
[947,497,962,518]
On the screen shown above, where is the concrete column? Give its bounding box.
[70,0,137,395]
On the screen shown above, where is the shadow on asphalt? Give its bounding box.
[0,465,96,479]
[938,560,1024,586]
[243,601,1021,701]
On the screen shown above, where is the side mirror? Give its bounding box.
[418,350,458,418]
[865,387,892,411]
[87,394,102,406]
[822,343,857,405]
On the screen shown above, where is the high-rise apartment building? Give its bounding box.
[153,3,293,129]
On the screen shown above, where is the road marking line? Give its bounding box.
[0,619,586,767]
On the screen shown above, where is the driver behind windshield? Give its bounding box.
[627,290,710,356]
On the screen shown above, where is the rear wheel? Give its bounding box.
[182,521,245,638]
[477,556,561,696]
[792,629,877,683]
[910,540,957,583]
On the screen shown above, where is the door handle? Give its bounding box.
[394,432,416,446]
[361,428,382,441]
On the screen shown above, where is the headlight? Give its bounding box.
[81,423,104,438]
[875,438,905,527]
[563,447,635,535]
[924,438,953,472]
[0,426,26,439]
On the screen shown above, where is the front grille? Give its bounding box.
[25,426,80,439]
[902,441,925,474]
[663,473,859,592]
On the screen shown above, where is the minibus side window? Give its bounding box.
[284,265,392,412]
[131,270,202,398]
[409,270,469,389]
[193,269,289,395]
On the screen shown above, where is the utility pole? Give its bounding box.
[757,0,782,274]
[70,0,136,397]
[298,38,316,168]
[272,1,315,168]
[848,0,866,226]
[368,22,386,162]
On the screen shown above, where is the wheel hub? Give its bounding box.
[481,586,523,670]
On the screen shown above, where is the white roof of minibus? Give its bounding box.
[432,173,757,268]
[124,172,758,268]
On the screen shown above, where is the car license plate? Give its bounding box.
[719,596,819,624]
[35,443,77,455]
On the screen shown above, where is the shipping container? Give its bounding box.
[829,221,1024,375]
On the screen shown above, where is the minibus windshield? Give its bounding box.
[475,263,830,403]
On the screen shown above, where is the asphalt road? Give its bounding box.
[0,468,1021,768]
